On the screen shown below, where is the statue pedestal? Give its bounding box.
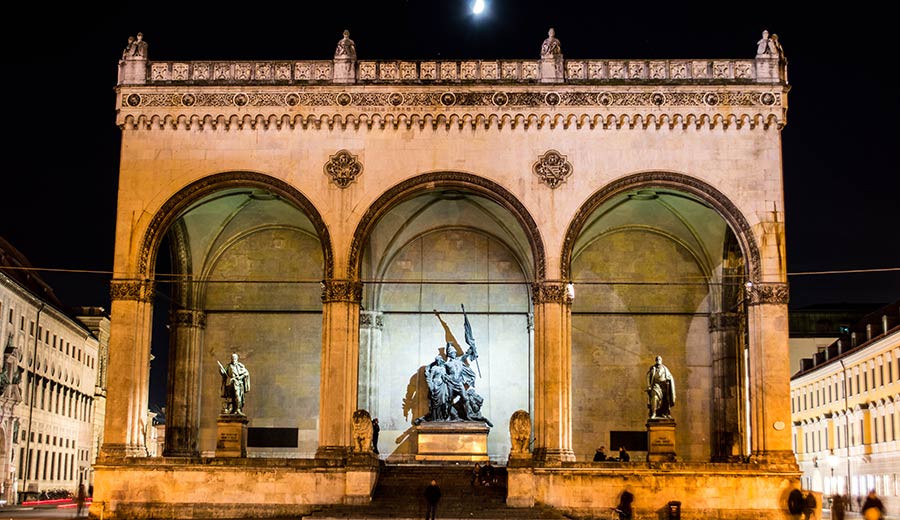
[216,414,248,458]
[646,419,677,462]
[414,422,489,462]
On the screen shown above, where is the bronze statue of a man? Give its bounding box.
[646,355,675,419]
[219,353,250,415]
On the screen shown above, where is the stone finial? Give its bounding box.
[335,29,357,60]
[540,27,562,58]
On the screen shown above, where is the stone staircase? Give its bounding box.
[302,463,570,520]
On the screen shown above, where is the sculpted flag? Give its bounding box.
[461,304,481,378]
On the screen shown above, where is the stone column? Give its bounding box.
[357,311,383,413]
[709,312,744,461]
[530,282,575,462]
[317,279,363,459]
[746,282,794,463]
[101,279,155,459]
[164,309,206,457]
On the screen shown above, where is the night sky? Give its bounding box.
[2,5,898,406]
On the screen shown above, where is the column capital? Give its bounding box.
[170,309,207,328]
[109,279,155,302]
[746,282,789,306]
[359,311,383,329]
[708,312,742,332]
[321,279,363,303]
[531,281,574,305]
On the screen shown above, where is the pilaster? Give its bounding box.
[317,280,363,460]
[745,282,795,464]
[530,281,575,462]
[164,309,206,457]
[101,279,155,459]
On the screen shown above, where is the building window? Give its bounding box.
[872,366,876,388]
[7,308,12,324]
[29,321,34,335]
[889,358,894,383]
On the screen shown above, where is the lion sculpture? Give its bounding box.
[509,409,531,455]
[351,409,373,453]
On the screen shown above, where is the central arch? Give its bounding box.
[348,172,545,281]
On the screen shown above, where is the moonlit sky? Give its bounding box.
[1,3,898,407]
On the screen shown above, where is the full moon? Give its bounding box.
[472,0,485,14]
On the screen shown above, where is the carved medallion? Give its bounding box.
[760,92,777,106]
[285,93,300,106]
[233,93,249,107]
[389,92,404,106]
[440,92,456,106]
[181,93,195,106]
[337,92,352,106]
[533,150,573,189]
[492,92,509,106]
[126,94,141,107]
[704,92,720,106]
[545,92,560,106]
[324,150,363,188]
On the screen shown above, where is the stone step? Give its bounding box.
[302,463,568,520]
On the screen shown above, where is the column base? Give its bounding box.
[532,447,576,463]
[99,443,147,461]
[316,445,350,461]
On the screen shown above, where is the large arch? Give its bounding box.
[561,171,761,282]
[347,172,544,459]
[348,171,545,282]
[136,172,332,458]
[562,171,762,462]
[137,171,334,280]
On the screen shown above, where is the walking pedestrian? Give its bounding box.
[371,418,380,454]
[831,494,845,520]
[861,489,885,520]
[424,479,441,520]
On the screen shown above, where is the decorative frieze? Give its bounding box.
[109,279,156,302]
[746,282,789,306]
[122,89,781,109]
[324,150,363,188]
[321,280,363,303]
[533,150,573,189]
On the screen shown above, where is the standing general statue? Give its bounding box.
[646,355,675,419]
[218,353,250,415]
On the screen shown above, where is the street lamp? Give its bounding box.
[827,450,839,495]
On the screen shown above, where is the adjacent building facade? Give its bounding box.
[791,301,900,513]
[0,238,108,503]
[96,29,796,519]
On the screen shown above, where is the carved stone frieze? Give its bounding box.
[122,89,780,109]
[170,309,207,328]
[533,150,573,189]
[110,279,156,302]
[324,150,363,188]
[532,282,573,306]
[321,280,363,303]
[746,282,789,306]
[708,312,742,332]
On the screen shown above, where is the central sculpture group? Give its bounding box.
[414,305,493,428]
